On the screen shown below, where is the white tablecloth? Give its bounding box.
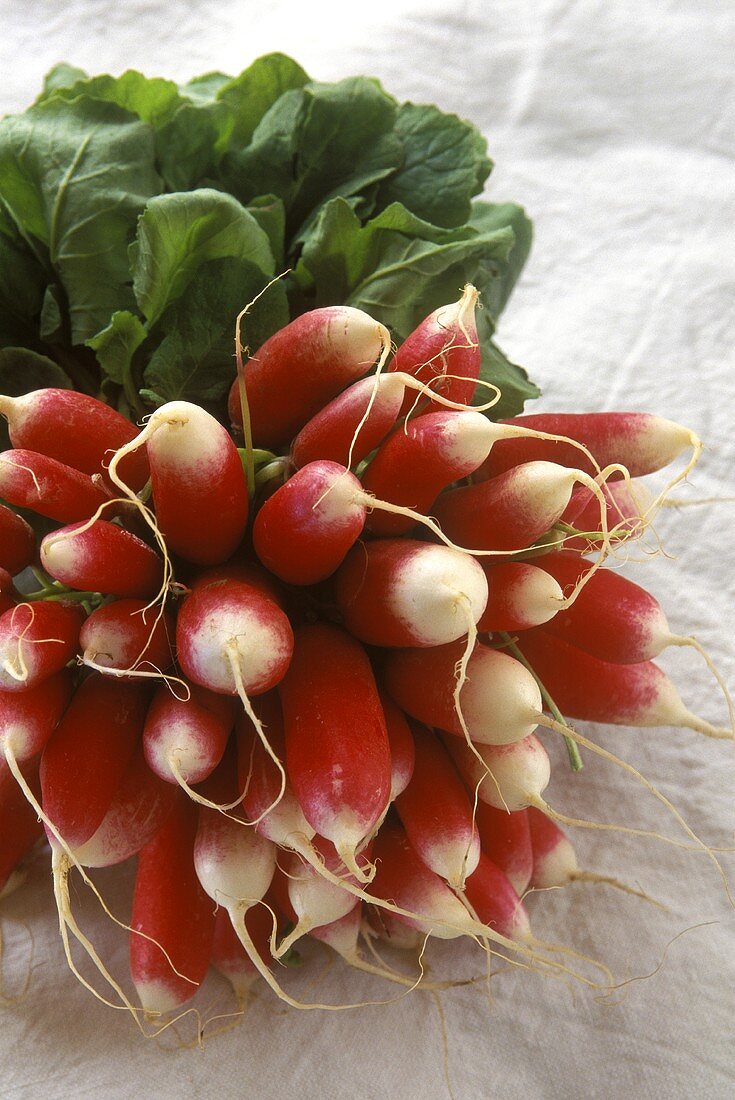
[1,2,733,1097]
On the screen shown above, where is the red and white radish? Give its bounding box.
[40,520,163,599]
[335,539,488,648]
[0,601,83,693]
[0,670,73,761]
[474,803,533,896]
[476,561,564,633]
[0,503,35,576]
[445,733,552,813]
[463,854,530,942]
[228,305,389,449]
[79,599,175,678]
[144,682,235,787]
[279,623,392,879]
[0,450,111,524]
[291,373,406,469]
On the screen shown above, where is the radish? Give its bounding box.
[445,733,552,813]
[0,568,17,615]
[474,412,699,481]
[388,284,480,411]
[291,373,407,469]
[253,460,367,585]
[273,842,362,956]
[79,599,175,678]
[365,908,424,952]
[395,723,480,889]
[279,623,392,879]
[0,449,110,524]
[130,792,216,1015]
[0,503,35,576]
[0,388,149,491]
[433,460,607,553]
[0,755,43,897]
[109,401,249,566]
[476,561,564,632]
[72,744,178,868]
[360,409,501,537]
[474,803,533,896]
[236,692,315,843]
[0,601,83,693]
[40,520,164,599]
[380,691,415,800]
[463,854,530,942]
[535,552,691,663]
[176,578,293,699]
[384,639,543,746]
[144,682,235,787]
[334,539,488,648]
[40,677,150,850]
[515,629,729,737]
[369,819,479,941]
[560,479,652,550]
[228,305,390,449]
[0,671,74,762]
[211,903,278,1007]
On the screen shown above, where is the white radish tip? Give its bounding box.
[134,978,190,1017]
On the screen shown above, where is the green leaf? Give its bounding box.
[0,347,72,402]
[40,63,88,97]
[156,102,227,191]
[246,195,287,269]
[39,285,64,342]
[86,310,147,385]
[468,201,533,323]
[222,77,402,237]
[374,103,492,228]
[216,53,309,149]
[475,322,541,420]
[130,188,275,327]
[295,197,514,339]
[144,256,288,404]
[36,69,183,129]
[181,72,231,102]
[0,97,160,343]
[0,231,47,347]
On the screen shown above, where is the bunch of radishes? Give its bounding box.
[0,286,728,1021]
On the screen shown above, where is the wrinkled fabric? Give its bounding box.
[1,2,733,1097]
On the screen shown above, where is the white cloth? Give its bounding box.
[1,3,733,1097]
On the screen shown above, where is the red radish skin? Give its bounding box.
[388,284,480,411]
[445,734,552,812]
[279,623,392,876]
[0,671,74,761]
[144,683,235,786]
[477,561,564,633]
[0,602,83,693]
[380,692,415,800]
[463,853,530,942]
[228,306,389,449]
[0,569,17,617]
[291,374,406,469]
[334,539,488,648]
[0,389,149,491]
[130,793,216,1014]
[40,677,150,849]
[189,562,287,610]
[535,552,680,663]
[253,461,366,585]
[516,629,726,736]
[361,410,499,537]
[474,803,533,896]
[369,820,476,940]
[121,401,249,566]
[72,744,178,868]
[0,755,43,896]
[176,579,293,697]
[433,460,590,552]
[527,807,579,889]
[79,599,175,677]
[395,724,480,889]
[0,503,35,575]
[474,412,695,480]
[0,450,110,524]
[236,694,315,846]
[384,639,543,746]
[40,521,163,599]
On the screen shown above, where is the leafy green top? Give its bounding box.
[0,54,538,428]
